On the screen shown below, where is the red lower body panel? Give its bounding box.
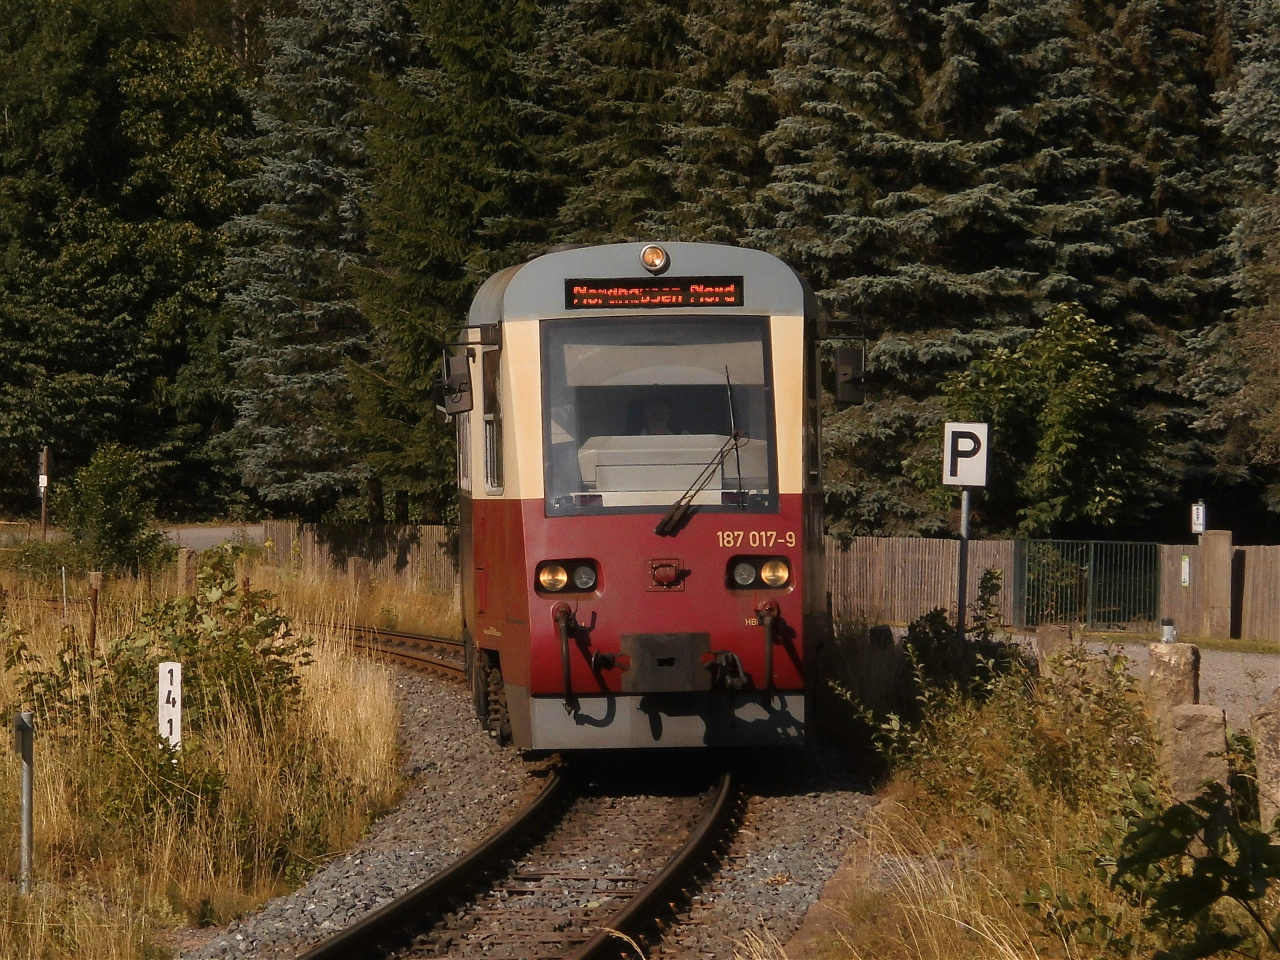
[470,495,813,748]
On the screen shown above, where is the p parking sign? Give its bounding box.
[943,423,988,487]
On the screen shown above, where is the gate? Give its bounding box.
[1013,540,1159,630]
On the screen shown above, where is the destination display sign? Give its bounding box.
[565,276,744,310]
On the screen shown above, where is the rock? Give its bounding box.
[1034,622,1072,659]
[1252,689,1280,830]
[1161,704,1228,802]
[1147,642,1200,716]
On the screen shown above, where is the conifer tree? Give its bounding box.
[757,0,1238,537]
[758,0,1122,535]
[652,0,792,242]
[1217,0,1280,508]
[349,0,556,519]
[1094,0,1238,513]
[221,0,406,518]
[523,0,689,242]
[0,0,251,514]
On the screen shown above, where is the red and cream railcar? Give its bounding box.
[451,241,826,749]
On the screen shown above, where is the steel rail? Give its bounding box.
[569,770,737,960]
[296,771,568,960]
[327,623,467,680]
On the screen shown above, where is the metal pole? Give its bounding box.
[15,712,33,894]
[38,447,48,543]
[87,572,101,653]
[957,486,971,649]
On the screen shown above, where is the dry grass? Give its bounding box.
[832,803,1062,960]
[0,562,403,958]
[810,623,1168,960]
[734,927,792,959]
[249,559,461,637]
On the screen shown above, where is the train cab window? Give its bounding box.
[482,348,503,493]
[542,316,777,516]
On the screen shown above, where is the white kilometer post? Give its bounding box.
[159,662,182,750]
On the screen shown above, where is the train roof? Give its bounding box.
[468,242,819,327]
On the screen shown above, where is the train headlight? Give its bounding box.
[732,561,757,587]
[538,564,569,592]
[639,243,669,274]
[572,564,597,590]
[760,558,790,587]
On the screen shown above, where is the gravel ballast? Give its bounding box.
[182,670,538,959]
[180,668,874,960]
[181,638,1275,960]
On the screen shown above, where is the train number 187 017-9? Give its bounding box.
[716,530,797,548]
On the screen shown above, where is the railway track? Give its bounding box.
[340,625,467,680]
[297,765,738,960]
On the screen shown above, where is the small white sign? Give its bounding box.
[1191,501,1206,534]
[1181,555,1191,588]
[943,422,989,487]
[159,662,182,749]
[37,474,47,490]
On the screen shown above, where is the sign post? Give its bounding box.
[159,663,182,750]
[943,423,989,648]
[37,446,48,543]
[1191,500,1206,535]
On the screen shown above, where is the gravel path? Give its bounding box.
[179,670,874,960]
[1094,642,1279,730]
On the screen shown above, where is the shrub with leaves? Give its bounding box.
[832,596,1167,956]
[1080,782,1280,960]
[8,549,310,736]
[3,546,315,864]
[51,443,171,574]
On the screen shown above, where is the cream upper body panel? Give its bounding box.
[464,243,816,502]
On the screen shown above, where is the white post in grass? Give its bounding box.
[159,663,182,750]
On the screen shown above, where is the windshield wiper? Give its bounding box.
[725,365,745,509]
[654,431,748,537]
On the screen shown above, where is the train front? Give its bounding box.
[463,242,825,750]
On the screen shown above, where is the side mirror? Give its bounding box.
[834,345,864,405]
[439,351,473,416]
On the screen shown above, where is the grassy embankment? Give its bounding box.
[744,602,1277,960]
[0,544,437,959]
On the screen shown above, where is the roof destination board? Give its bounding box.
[566,276,744,310]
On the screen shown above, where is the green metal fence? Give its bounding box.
[1012,540,1159,630]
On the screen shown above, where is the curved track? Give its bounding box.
[295,767,738,960]
[342,625,466,680]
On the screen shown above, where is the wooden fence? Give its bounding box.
[1158,535,1280,642]
[260,522,1280,642]
[262,521,458,598]
[826,537,1017,626]
[1240,545,1280,642]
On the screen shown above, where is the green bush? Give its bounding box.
[51,444,171,575]
[3,548,313,844]
[1107,782,1280,960]
[0,536,90,584]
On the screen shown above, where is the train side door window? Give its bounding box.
[457,409,472,491]
[482,348,503,494]
[806,341,821,487]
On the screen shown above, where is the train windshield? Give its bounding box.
[542,316,777,517]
